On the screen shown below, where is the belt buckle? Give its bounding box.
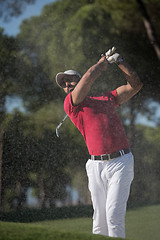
[100,154,105,160]
[101,154,111,161]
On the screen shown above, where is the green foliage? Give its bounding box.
[128,125,160,206]
[18,0,160,100]
[0,205,93,222]
[2,111,71,209]
[1,0,160,210]
[0,30,19,122]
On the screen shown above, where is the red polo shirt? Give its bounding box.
[64,90,130,155]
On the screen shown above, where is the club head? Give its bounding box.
[55,114,68,138]
[56,127,59,137]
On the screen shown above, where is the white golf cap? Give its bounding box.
[55,70,81,88]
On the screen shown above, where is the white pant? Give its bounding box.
[86,152,134,239]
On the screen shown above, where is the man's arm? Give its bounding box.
[71,56,108,106]
[116,61,143,105]
[107,51,143,105]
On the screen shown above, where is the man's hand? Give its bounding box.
[107,53,122,64]
[104,46,143,105]
[105,46,116,59]
[105,46,123,65]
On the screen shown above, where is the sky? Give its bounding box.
[0,0,159,127]
[0,0,55,36]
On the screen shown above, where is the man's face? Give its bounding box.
[61,75,79,94]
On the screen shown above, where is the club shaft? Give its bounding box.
[56,114,68,137]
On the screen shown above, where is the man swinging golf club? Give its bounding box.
[55,47,143,239]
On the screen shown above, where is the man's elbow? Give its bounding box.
[136,81,143,92]
[133,80,143,93]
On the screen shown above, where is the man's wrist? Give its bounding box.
[98,57,108,71]
[117,57,124,65]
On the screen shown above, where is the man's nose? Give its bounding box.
[66,82,69,87]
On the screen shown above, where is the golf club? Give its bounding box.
[56,46,116,138]
[56,114,68,137]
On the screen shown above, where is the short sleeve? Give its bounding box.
[103,89,119,107]
[64,92,81,117]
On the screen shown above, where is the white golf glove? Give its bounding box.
[105,46,123,65]
[105,46,116,59]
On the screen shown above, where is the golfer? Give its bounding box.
[55,47,143,238]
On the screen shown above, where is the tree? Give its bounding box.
[0,30,20,209]
[129,125,160,206]
[2,109,71,209]
[1,0,160,209]
[16,0,160,207]
[0,30,57,210]
[2,112,34,210]
[136,0,160,60]
[0,128,4,210]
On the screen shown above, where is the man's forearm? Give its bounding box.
[81,60,106,86]
[71,57,107,105]
[118,61,143,90]
[116,60,143,105]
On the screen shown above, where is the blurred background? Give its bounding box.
[0,0,160,212]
